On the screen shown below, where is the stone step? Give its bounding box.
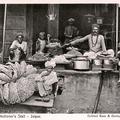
[20,95,54,108]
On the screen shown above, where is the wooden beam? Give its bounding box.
[116,4,119,56]
[2,4,7,63]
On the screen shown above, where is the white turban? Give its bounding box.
[45,59,56,68]
[68,18,75,22]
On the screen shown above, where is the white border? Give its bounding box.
[0,1,120,120]
[0,0,119,4]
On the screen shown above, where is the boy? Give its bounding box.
[35,58,58,100]
[36,32,47,55]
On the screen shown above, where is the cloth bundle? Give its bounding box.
[52,55,70,64]
[0,61,37,105]
[45,59,56,68]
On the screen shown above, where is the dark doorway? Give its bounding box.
[59,4,95,50]
[32,4,48,54]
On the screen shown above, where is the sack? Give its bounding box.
[17,77,35,102]
[20,61,27,76]
[9,82,21,104]
[14,62,21,77]
[53,55,69,63]
[25,65,37,76]
[2,83,9,104]
[0,64,12,78]
[0,73,11,83]
[6,62,18,81]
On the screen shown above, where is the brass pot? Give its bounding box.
[93,59,103,66]
[103,58,114,69]
[73,57,90,70]
[92,59,103,70]
[103,59,113,65]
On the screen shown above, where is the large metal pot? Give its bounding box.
[72,57,90,70]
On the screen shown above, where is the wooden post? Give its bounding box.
[116,4,119,56]
[2,4,7,63]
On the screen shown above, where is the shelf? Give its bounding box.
[20,95,54,108]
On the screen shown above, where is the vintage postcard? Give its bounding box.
[0,0,119,120]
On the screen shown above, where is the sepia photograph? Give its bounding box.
[0,3,119,115]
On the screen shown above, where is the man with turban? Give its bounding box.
[64,24,114,59]
[64,18,79,44]
[9,32,27,61]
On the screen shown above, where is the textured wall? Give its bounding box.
[54,71,100,113]
[97,72,120,113]
[53,71,120,113]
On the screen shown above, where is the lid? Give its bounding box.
[77,56,88,60]
[73,58,89,61]
[96,55,110,59]
[93,58,103,60]
[76,55,88,57]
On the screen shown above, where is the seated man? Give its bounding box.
[9,32,27,61]
[36,32,47,55]
[64,24,114,59]
[64,18,79,44]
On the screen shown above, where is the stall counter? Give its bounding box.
[38,68,119,113]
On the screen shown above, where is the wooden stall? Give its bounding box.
[0,4,119,113]
[0,4,118,61]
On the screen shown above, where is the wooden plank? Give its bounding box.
[38,69,101,74]
[20,96,54,108]
[115,4,119,56]
[2,4,7,63]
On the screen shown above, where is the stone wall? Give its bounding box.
[53,71,101,113]
[52,70,120,113]
[98,72,120,113]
